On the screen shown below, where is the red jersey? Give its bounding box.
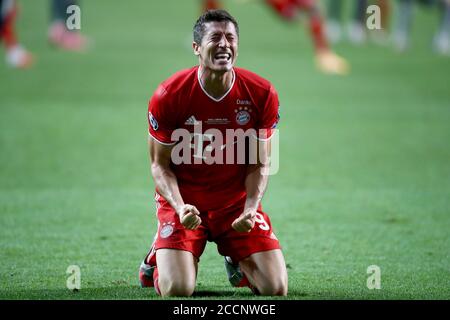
[148,66,280,212]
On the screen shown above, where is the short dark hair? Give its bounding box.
[193,9,239,44]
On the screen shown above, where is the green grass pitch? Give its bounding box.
[0,0,449,299]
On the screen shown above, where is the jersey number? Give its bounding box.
[255,213,270,231]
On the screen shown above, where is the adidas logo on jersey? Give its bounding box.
[184,115,199,125]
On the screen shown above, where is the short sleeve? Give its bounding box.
[148,85,177,145]
[255,85,280,140]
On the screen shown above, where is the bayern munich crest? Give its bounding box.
[160,222,175,239]
[235,106,252,125]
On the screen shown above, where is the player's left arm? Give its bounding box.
[232,84,279,233]
[232,139,271,232]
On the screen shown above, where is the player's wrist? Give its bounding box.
[244,199,259,212]
[173,203,186,216]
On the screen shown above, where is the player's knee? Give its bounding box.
[256,276,288,296]
[163,286,195,297]
[258,283,287,296]
[159,278,195,297]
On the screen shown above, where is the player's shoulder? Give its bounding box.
[161,66,197,90]
[234,67,274,92]
[152,66,198,102]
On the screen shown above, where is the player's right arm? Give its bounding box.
[148,85,201,230]
[149,137,202,230]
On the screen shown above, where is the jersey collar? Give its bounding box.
[197,66,236,103]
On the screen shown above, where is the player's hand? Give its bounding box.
[232,209,256,233]
[177,204,201,230]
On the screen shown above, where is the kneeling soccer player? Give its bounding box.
[139,9,287,297]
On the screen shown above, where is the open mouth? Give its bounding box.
[214,52,232,63]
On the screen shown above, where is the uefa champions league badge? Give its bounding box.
[235,106,252,125]
[149,112,158,131]
[159,222,175,238]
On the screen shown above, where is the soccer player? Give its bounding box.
[139,9,288,297]
[260,0,350,75]
[327,0,368,44]
[326,0,390,45]
[434,0,450,54]
[0,0,33,68]
[393,0,450,55]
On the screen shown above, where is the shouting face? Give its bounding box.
[193,21,238,73]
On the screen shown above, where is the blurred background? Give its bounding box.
[0,0,449,299]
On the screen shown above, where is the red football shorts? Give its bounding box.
[147,193,281,265]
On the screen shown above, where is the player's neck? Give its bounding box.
[198,66,234,100]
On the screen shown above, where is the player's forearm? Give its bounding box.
[244,163,269,211]
[151,163,185,212]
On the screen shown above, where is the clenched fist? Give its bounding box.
[177,204,201,230]
[232,209,256,233]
